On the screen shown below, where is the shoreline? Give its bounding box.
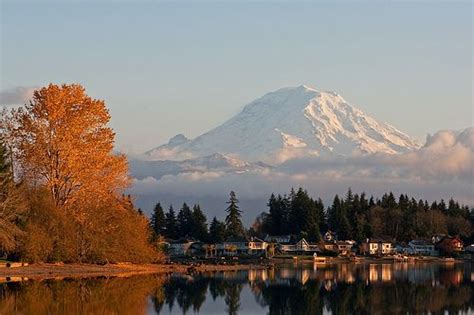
[0,262,266,281]
[0,256,469,282]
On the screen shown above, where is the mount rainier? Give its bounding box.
[144,85,420,165]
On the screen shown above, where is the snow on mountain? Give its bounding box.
[130,153,272,180]
[145,85,421,163]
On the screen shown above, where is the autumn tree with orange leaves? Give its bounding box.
[8,84,129,208]
[2,84,158,262]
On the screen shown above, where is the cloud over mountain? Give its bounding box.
[130,85,472,219]
[130,127,474,220]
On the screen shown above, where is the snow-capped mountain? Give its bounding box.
[145,85,420,163]
[130,153,271,180]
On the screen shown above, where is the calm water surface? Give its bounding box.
[1,262,473,315]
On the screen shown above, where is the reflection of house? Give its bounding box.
[361,239,393,255]
[408,240,438,256]
[280,238,320,255]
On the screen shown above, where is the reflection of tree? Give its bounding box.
[225,284,242,315]
[209,277,227,301]
[161,277,210,314]
[1,264,473,315]
[0,275,165,315]
[255,280,323,315]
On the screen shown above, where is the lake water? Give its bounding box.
[0,262,472,314]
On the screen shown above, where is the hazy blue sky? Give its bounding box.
[1,1,472,153]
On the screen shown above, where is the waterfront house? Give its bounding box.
[168,239,198,256]
[264,234,292,244]
[323,230,337,242]
[435,236,463,256]
[464,244,474,260]
[280,238,320,255]
[215,237,268,256]
[248,237,268,254]
[361,239,393,256]
[336,241,354,256]
[321,242,338,252]
[408,240,438,256]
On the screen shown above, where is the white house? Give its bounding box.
[280,238,320,255]
[216,237,268,256]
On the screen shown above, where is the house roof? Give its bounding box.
[169,238,198,244]
[409,239,433,246]
[224,236,248,243]
[366,238,393,243]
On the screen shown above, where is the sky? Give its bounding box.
[1,1,472,154]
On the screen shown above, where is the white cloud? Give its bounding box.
[129,128,474,219]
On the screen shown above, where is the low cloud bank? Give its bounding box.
[129,128,474,220]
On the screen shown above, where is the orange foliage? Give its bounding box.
[9,83,129,210]
[2,84,160,263]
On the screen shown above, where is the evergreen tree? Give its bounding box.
[209,217,226,243]
[150,202,166,236]
[164,205,178,239]
[315,198,327,234]
[192,204,208,241]
[327,195,341,232]
[177,203,194,237]
[224,191,246,239]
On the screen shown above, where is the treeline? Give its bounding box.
[254,188,473,243]
[150,187,473,245]
[150,191,246,243]
[0,84,160,263]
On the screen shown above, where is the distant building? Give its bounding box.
[280,238,320,255]
[320,242,338,252]
[168,239,198,256]
[408,240,438,256]
[336,241,354,256]
[264,235,292,244]
[435,236,463,256]
[323,231,336,242]
[215,237,268,256]
[465,244,474,253]
[361,239,393,255]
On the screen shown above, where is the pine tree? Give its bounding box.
[327,195,341,232]
[150,202,166,236]
[209,217,226,243]
[192,204,208,241]
[164,205,178,239]
[267,193,277,234]
[177,203,194,237]
[224,191,245,239]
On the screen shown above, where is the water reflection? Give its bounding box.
[1,262,472,315]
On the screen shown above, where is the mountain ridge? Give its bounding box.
[145,85,421,163]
